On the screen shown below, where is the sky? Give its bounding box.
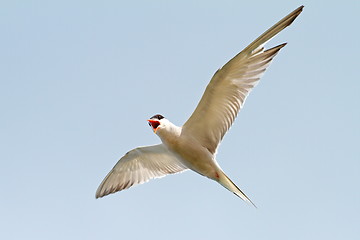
[1,1,359,239]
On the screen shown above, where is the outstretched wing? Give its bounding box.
[96,144,187,198]
[183,6,303,154]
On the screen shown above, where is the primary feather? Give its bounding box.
[96,144,187,198]
[183,6,303,154]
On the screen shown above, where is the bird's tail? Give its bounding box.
[218,171,257,208]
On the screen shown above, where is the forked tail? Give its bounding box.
[218,171,257,208]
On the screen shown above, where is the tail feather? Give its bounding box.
[218,172,257,208]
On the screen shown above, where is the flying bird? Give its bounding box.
[96,6,303,206]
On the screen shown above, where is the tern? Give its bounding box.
[96,6,303,206]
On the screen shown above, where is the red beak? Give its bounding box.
[147,119,160,133]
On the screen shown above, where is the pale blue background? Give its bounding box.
[1,1,359,239]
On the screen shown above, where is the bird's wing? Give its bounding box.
[95,144,187,198]
[183,6,303,154]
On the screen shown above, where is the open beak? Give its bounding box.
[147,119,160,133]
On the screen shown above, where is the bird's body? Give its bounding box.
[96,6,303,206]
[151,118,255,205]
[155,121,213,175]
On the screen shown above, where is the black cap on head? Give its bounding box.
[150,114,164,120]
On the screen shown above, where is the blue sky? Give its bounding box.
[1,1,359,239]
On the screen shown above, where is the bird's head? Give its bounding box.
[147,114,167,134]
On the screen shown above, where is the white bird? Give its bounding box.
[95,6,303,206]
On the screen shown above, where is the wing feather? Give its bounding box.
[95,144,187,198]
[183,6,303,154]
